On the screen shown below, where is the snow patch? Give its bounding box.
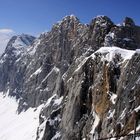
[51,132,61,140]
[95,47,135,62]
[90,112,100,140]
[13,36,27,48]
[109,93,117,104]
[34,67,42,75]
[37,120,47,140]
[0,92,42,140]
[53,96,63,106]
[134,105,140,112]
[129,124,140,134]
[43,94,63,109]
[123,38,132,42]
[48,114,61,126]
[41,66,60,84]
[120,108,127,120]
[44,94,57,108]
[30,67,42,78]
[136,76,140,84]
[74,56,89,73]
[28,39,41,55]
[107,109,115,119]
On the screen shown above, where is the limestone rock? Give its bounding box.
[0,15,140,140]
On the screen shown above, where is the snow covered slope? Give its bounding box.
[0,91,42,140]
[94,46,135,61]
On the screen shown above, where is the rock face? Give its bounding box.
[0,15,140,140]
[104,17,140,50]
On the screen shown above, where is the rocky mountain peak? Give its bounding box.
[62,15,80,23]
[5,34,35,54]
[90,15,114,27]
[123,17,135,27]
[104,17,140,50]
[87,15,114,50]
[52,15,80,30]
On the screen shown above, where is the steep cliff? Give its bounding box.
[0,15,140,140]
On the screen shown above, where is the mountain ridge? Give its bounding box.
[0,15,140,140]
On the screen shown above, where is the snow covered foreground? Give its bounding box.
[0,92,42,140]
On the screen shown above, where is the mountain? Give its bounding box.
[0,15,140,140]
[0,29,15,56]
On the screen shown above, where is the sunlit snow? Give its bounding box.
[95,47,135,62]
[0,92,42,140]
[90,111,100,140]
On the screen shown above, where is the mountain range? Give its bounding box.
[0,15,140,140]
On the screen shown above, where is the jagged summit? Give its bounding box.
[6,34,35,49]
[62,14,79,22]
[52,14,81,32]
[0,34,35,61]
[91,15,114,25]
[123,16,135,27]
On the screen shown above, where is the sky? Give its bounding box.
[0,0,140,53]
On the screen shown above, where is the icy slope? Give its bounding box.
[0,92,42,140]
[95,46,135,61]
